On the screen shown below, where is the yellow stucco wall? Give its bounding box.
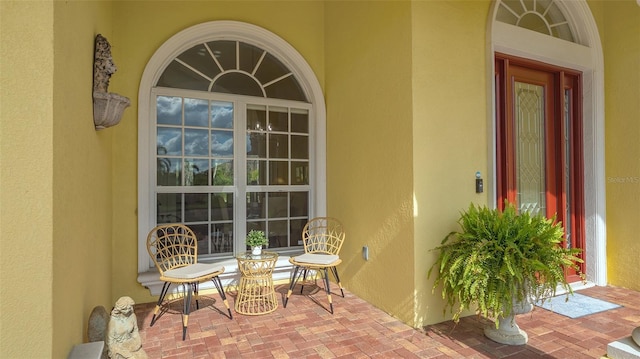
[52,1,115,357]
[110,0,327,305]
[1,1,115,357]
[601,1,640,289]
[3,1,637,356]
[411,0,490,326]
[0,2,55,358]
[325,1,416,325]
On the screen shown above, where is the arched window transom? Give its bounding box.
[156,40,308,102]
[497,0,576,42]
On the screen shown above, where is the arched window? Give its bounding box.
[137,22,326,282]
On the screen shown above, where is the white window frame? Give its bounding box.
[137,21,327,293]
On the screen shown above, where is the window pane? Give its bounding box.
[291,110,308,133]
[211,223,233,253]
[157,96,182,125]
[211,160,233,186]
[291,162,309,185]
[552,23,574,42]
[156,61,210,91]
[269,107,288,132]
[247,105,267,131]
[291,135,308,159]
[268,220,288,248]
[247,192,266,219]
[246,221,266,240]
[157,127,182,155]
[515,81,546,216]
[290,192,309,217]
[269,161,288,185]
[213,73,264,97]
[207,40,236,71]
[184,159,209,186]
[177,44,220,80]
[184,98,209,127]
[269,134,288,159]
[157,158,181,186]
[157,193,181,223]
[254,52,288,85]
[265,75,307,102]
[211,193,233,221]
[290,219,307,246]
[239,42,264,74]
[268,192,288,218]
[564,89,572,248]
[211,101,233,129]
[247,160,266,185]
[190,223,210,254]
[519,13,550,36]
[185,193,209,222]
[184,129,209,156]
[211,130,233,157]
[247,133,266,158]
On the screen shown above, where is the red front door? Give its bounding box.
[495,53,585,282]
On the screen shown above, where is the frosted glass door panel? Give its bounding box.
[515,82,546,216]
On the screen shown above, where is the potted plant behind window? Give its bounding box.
[429,201,583,345]
[246,230,268,256]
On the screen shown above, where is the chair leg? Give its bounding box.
[321,268,334,314]
[329,266,345,297]
[150,282,171,327]
[182,283,192,341]
[300,268,309,294]
[284,265,302,308]
[211,275,232,319]
[194,282,200,310]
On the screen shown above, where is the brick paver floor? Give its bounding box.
[134,284,640,358]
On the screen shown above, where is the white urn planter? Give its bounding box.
[251,245,263,256]
[429,203,583,348]
[93,91,131,130]
[484,298,534,345]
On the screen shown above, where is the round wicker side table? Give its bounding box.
[235,251,279,315]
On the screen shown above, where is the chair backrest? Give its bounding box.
[302,217,345,255]
[146,223,198,274]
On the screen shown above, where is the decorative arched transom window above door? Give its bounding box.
[496,0,578,43]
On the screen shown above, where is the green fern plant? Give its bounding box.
[428,202,583,327]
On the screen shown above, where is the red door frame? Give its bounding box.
[495,53,585,282]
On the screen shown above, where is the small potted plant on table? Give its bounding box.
[246,230,268,255]
[429,201,583,345]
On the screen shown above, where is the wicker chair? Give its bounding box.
[146,223,232,340]
[283,217,346,313]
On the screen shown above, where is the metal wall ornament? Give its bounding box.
[93,34,130,130]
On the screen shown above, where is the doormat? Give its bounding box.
[536,292,621,318]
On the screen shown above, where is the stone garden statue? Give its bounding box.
[106,296,148,359]
[92,33,130,129]
[94,34,117,93]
